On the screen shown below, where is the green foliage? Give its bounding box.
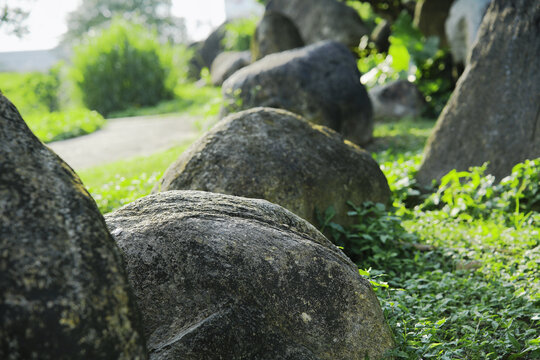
[358,11,454,117]
[316,119,539,359]
[319,202,420,276]
[0,70,59,115]
[222,17,258,51]
[345,1,379,31]
[25,108,105,143]
[0,71,105,143]
[28,67,61,112]
[72,19,178,116]
[421,159,540,227]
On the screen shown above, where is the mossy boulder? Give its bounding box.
[0,94,146,359]
[155,107,390,227]
[105,190,395,360]
[222,41,374,145]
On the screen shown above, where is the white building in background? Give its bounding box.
[224,0,264,20]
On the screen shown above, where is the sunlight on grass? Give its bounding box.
[78,144,190,213]
[108,82,222,119]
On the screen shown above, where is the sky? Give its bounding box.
[0,0,226,52]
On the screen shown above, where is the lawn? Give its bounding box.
[75,115,539,359]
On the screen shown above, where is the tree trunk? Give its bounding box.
[416,0,540,185]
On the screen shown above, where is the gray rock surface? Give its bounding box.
[155,107,390,227]
[188,23,227,78]
[417,0,540,185]
[445,0,492,64]
[222,41,374,145]
[414,0,454,48]
[370,19,391,53]
[105,190,395,360]
[369,80,425,120]
[210,50,251,86]
[251,11,304,61]
[266,0,368,49]
[0,94,146,359]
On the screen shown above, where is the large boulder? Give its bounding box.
[413,0,454,48]
[0,94,146,359]
[445,0,492,65]
[417,0,540,185]
[210,50,251,86]
[251,10,304,61]
[266,0,368,49]
[105,190,395,360]
[222,41,374,145]
[155,107,390,227]
[369,80,425,120]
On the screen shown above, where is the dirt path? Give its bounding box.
[48,114,201,171]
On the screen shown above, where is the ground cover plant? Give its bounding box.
[321,150,539,359]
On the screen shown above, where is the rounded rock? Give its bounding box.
[155,107,390,227]
[105,190,395,360]
[0,94,147,359]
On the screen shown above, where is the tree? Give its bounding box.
[0,1,31,37]
[416,0,540,185]
[64,0,186,43]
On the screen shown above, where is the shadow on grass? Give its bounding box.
[365,118,436,154]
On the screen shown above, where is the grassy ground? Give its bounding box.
[78,144,190,213]
[108,82,222,119]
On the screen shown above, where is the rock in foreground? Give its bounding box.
[155,107,390,226]
[105,190,395,360]
[0,94,146,359]
[222,41,374,145]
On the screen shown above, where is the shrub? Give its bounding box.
[222,17,258,51]
[72,18,175,116]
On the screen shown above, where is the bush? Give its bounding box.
[72,18,175,116]
[222,17,258,51]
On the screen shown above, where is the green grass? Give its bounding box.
[326,150,540,359]
[78,144,190,213]
[108,82,222,119]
